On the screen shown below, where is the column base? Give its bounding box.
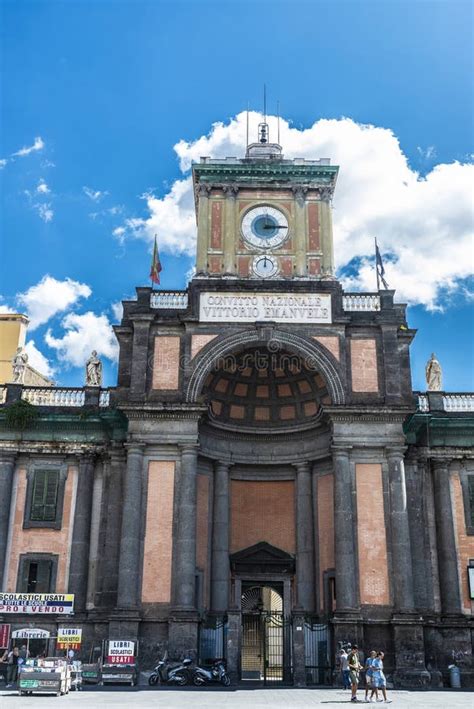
[392,617,429,688]
[168,610,200,661]
[108,611,140,640]
[225,610,241,685]
[292,613,306,687]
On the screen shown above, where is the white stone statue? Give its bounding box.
[425,353,442,391]
[85,350,103,387]
[12,346,28,384]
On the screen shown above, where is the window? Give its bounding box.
[468,477,474,527]
[17,554,58,593]
[460,469,474,536]
[23,466,67,530]
[31,470,59,521]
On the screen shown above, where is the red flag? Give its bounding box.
[150,235,162,285]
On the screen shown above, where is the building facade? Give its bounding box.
[0,132,473,687]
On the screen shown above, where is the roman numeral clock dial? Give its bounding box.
[241,205,289,278]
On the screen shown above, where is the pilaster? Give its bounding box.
[196,183,211,274]
[294,461,315,612]
[68,454,95,610]
[211,461,231,612]
[292,186,308,276]
[332,447,358,613]
[223,184,238,274]
[0,450,17,589]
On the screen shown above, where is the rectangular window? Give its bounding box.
[30,470,59,522]
[17,556,56,593]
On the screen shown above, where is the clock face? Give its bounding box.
[252,255,279,279]
[241,206,289,249]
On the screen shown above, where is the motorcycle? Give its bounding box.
[148,654,193,686]
[192,659,230,687]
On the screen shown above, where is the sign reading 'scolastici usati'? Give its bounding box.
[199,292,332,324]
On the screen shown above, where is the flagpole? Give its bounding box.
[375,237,380,292]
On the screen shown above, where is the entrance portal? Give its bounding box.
[240,585,292,684]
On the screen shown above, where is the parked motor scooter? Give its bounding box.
[192,659,230,687]
[148,654,193,686]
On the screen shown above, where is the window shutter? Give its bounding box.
[31,470,47,520]
[30,470,59,522]
[468,476,474,526]
[44,471,59,521]
[36,560,53,593]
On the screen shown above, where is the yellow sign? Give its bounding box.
[0,593,74,614]
[57,628,82,644]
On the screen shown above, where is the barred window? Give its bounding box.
[30,470,60,522]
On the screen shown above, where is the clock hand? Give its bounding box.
[263,224,286,229]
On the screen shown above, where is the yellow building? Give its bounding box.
[0,313,52,386]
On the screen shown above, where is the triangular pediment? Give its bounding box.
[230,541,295,574]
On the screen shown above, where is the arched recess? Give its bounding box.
[185,328,345,405]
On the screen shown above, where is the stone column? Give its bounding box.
[86,458,104,609]
[117,443,145,609]
[100,446,124,606]
[174,444,198,609]
[211,461,230,612]
[293,186,308,276]
[223,185,238,274]
[0,451,16,589]
[68,455,95,610]
[129,317,153,399]
[332,447,357,611]
[432,459,462,614]
[196,184,211,274]
[387,447,415,612]
[294,461,315,611]
[319,191,334,276]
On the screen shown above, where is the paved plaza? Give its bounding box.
[1,687,474,709]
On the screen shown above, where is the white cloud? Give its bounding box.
[36,178,50,194]
[116,111,473,310]
[45,311,119,367]
[83,186,108,202]
[24,340,55,379]
[111,301,123,321]
[13,136,45,157]
[0,301,16,314]
[17,275,92,330]
[0,159,7,169]
[36,203,54,222]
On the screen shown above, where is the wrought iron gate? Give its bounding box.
[198,616,227,664]
[304,619,331,685]
[241,611,292,684]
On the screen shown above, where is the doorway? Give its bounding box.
[240,584,292,684]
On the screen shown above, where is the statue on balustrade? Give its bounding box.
[85,350,103,387]
[425,353,442,391]
[11,347,28,384]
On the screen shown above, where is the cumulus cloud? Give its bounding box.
[36,203,54,222]
[115,111,473,310]
[83,186,108,202]
[45,311,119,367]
[17,275,92,330]
[24,340,55,379]
[13,136,45,157]
[111,301,123,321]
[36,178,50,194]
[0,159,7,169]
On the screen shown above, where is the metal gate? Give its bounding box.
[241,611,292,684]
[304,619,331,685]
[198,616,227,664]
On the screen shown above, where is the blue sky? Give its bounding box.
[1,0,473,390]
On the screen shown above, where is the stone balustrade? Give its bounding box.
[22,387,86,406]
[150,291,188,309]
[342,293,381,311]
[0,387,6,405]
[417,392,474,413]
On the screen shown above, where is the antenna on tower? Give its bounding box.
[246,101,249,149]
[258,84,269,144]
[277,100,280,145]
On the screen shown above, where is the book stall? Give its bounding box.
[18,657,71,697]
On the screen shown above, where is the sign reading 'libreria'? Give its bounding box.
[199,292,332,324]
[0,593,74,614]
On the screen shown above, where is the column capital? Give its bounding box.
[215,460,232,472]
[180,443,199,455]
[222,183,239,199]
[432,458,451,473]
[124,442,145,456]
[294,461,311,474]
[292,184,308,205]
[0,449,18,465]
[331,445,352,458]
[386,446,407,460]
[197,183,212,197]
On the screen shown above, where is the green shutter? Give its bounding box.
[468,476,474,527]
[35,560,53,593]
[30,470,59,522]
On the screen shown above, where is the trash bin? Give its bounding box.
[449,665,461,688]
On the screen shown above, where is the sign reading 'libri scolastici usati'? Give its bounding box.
[199,292,332,324]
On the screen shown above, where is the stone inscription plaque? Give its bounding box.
[199,292,332,324]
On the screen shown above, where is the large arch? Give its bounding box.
[185,327,345,404]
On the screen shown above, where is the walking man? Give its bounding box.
[348,644,362,702]
[340,648,351,690]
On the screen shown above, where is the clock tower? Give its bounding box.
[192,120,339,280]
